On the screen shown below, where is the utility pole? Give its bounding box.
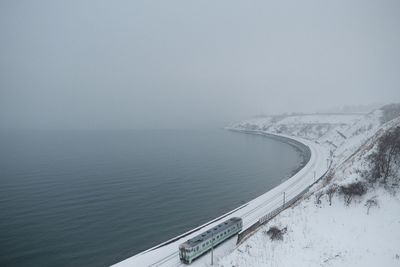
[283,192,286,207]
[211,231,214,265]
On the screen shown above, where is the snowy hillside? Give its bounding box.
[230,112,382,169]
[220,108,400,267]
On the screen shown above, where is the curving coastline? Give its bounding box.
[228,129,312,179]
[112,130,330,267]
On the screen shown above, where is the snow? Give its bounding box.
[113,110,400,267]
[112,135,330,267]
[217,110,400,267]
[218,188,400,267]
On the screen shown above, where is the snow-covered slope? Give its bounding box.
[218,187,400,267]
[220,111,400,267]
[230,112,382,170]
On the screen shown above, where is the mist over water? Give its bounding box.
[1,1,398,266]
[1,1,400,130]
[0,129,303,266]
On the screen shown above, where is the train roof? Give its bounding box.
[180,217,242,249]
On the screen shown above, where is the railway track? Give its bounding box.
[112,132,329,267]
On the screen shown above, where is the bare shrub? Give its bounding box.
[364,196,379,215]
[266,226,287,241]
[339,181,367,205]
[326,184,338,206]
[315,191,324,205]
[369,127,400,184]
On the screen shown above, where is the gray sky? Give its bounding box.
[1,0,399,129]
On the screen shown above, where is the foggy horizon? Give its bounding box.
[1,0,400,130]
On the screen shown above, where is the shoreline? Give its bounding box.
[113,129,329,266]
[143,129,311,251]
[228,129,312,180]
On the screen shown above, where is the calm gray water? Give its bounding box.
[0,129,304,266]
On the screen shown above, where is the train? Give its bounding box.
[179,217,243,264]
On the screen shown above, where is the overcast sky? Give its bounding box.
[1,0,399,129]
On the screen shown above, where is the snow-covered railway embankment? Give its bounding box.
[112,129,330,267]
[230,130,331,244]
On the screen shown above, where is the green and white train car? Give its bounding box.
[179,217,243,264]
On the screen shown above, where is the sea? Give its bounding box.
[0,129,304,266]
